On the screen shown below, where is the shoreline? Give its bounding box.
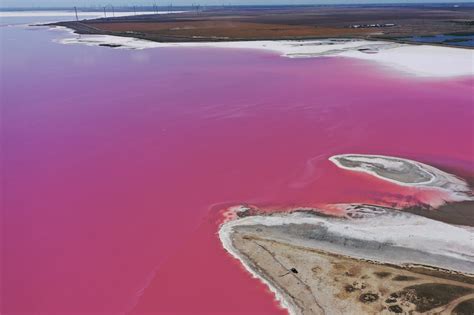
[329,154,474,206]
[219,208,474,315]
[220,206,474,274]
[218,156,474,314]
[47,24,474,78]
[50,20,474,50]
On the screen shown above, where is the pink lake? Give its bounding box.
[1,21,473,314]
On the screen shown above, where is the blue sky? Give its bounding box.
[1,0,472,8]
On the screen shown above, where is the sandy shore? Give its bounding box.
[220,208,474,315]
[46,5,474,77]
[218,155,473,314]
[329,154,473,206]
[217,155,474,314]
[53,31,474,78]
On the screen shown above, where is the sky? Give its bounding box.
[1,0,472,9]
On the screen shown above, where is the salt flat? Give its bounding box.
[54,33,474,78]
[220,206,474,315]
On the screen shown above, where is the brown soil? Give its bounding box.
[52,5,474,43]
[85,21,372,40]
[405,201,474,227]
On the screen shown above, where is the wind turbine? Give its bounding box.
[104,4,115,18]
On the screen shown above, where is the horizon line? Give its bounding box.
[2,1,474,10]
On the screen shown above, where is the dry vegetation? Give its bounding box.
[53,5,474,42]
[231,228,474,314]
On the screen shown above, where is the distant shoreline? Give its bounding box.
[41,4,473,49]
[50,20,474,50]
[50,28,474,78]
[43,21,474,50]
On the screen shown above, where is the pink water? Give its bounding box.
[2,23,473,314]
